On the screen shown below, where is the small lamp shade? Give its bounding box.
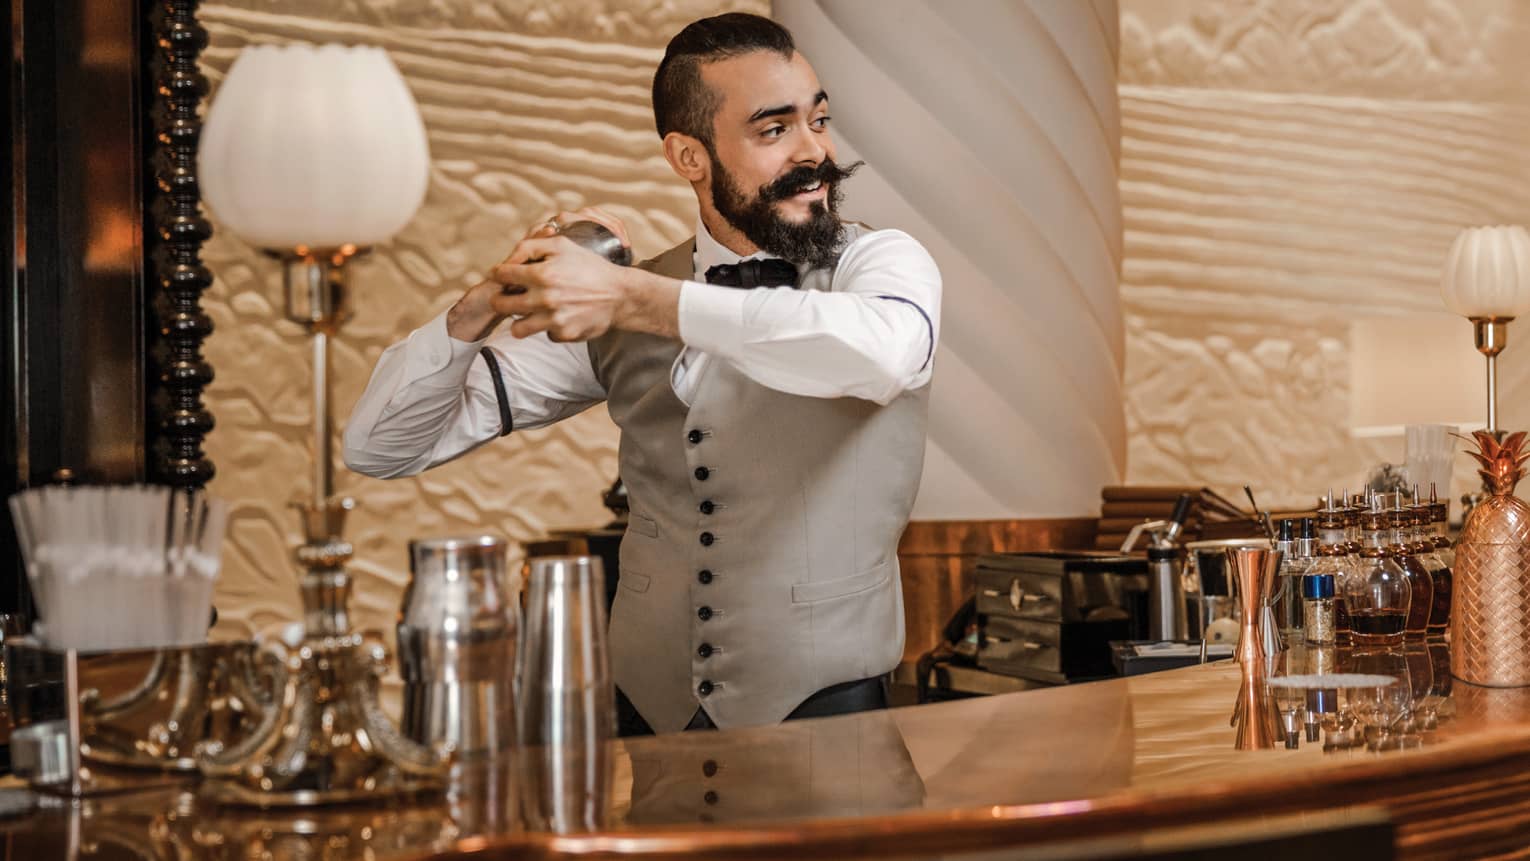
[199,44,430,250]
[1440,225,1530,319]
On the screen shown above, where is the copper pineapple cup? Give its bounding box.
[1453,430,1530,687]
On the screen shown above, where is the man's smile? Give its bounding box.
[791,179,827,202]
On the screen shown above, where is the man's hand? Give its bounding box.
[491,208,680,342]
[445,207,680,343]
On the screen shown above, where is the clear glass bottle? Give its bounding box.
[1387,501,1434,640]
[1345,501,1410,648]
[1274,518,1306,641]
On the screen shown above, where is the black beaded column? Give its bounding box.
[143,0,215,488]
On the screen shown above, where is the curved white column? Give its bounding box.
[775,0,1125,518]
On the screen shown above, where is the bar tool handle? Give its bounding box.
[1164,492,1193,544]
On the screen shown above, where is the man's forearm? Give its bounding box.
[446,279,506,342]
[615,266,683,340]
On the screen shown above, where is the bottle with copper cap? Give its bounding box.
[1407,486,1450,637]
[1344,490,1367,559]
[1385,494,1434,640]
[1345,496,1410,648]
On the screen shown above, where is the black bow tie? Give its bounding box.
[704,258,799,289]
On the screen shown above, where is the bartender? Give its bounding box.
[343,12,941,735]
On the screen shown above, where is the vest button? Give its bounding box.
[699,500,715,515]
[699,532,714,546]
[688,429,703,444]
[702,759,719,777]
[698,643,713,658]
[694,466,710,481]
[698,680,714,696]
[704,790,720,805]
[698,569,714,584]
[697,606,713,621]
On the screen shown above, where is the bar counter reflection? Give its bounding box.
[5,638,1530,858]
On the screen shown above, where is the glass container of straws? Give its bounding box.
[7,485,229,651]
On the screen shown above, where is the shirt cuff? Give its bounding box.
[677,280,750,358]
[405,308,488,386]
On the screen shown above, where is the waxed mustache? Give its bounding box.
[758,158,863,203]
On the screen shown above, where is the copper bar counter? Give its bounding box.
[3,651,1527,860]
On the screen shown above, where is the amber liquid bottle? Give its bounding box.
[1347,504,1410,649]
[1387,505,1433,640]
[1427,486,1453,638]
[1406,498,1450,637]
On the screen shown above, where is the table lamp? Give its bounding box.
[1439,225,1530,434]
[196,42,444,805]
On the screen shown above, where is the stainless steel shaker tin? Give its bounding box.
[517,554,613,833]
[398,536,519,757]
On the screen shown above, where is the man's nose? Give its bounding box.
[792,128,827,165]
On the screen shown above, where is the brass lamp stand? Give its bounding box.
[1461,318,1511,520]
[1472,317,1510,435]
[199,247,447,806]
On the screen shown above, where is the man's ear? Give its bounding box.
[662,132,709,184]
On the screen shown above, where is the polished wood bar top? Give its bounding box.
[5,643,1529,860]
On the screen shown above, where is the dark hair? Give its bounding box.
[652,13,796,145]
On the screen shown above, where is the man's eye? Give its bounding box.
[813,116,831,129]
[762,126,786,138]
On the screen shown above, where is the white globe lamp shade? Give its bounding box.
[198,44,430,250]
[1440,225,1530,319]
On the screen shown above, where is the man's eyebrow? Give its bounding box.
[747,90,829,124]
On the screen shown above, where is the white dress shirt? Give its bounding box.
[342,219,942,479]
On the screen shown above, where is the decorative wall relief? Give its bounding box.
[1118,0,1530,509]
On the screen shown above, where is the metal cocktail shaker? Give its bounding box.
[398,536,519,756]
[516,555,613,833]
[556,220,633,266]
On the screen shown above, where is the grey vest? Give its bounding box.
[588,227,930,732]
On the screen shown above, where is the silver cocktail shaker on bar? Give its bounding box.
[1119,493,1194,640]
[398,536,519,757]
[516,555,613,833]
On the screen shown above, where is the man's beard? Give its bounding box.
[710,155,863,269]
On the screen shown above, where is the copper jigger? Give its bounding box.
[1227,546,1283,664]
[1231,657,1283,750]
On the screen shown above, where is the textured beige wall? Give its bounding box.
[1118,0,1530,510]
[199,1,765,644]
